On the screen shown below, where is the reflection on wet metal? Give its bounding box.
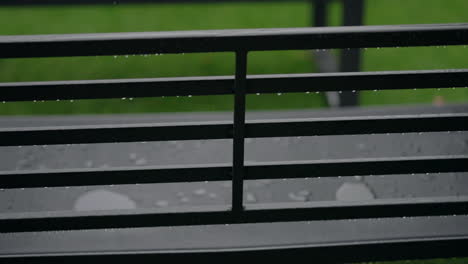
[336,182,376,201]
[74,189,136,211]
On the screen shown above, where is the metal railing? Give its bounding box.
[0,0,366,106]
[0,23,468,262]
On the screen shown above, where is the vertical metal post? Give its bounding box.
[340,0,365,106]
[313,0,328,27]
[232,50,247,213]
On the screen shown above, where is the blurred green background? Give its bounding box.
[0,0,467,115]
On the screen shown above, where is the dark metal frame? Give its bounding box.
[0,22,467,262]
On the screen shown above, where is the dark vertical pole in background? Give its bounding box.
[232,51,247,213]
[340,0,365,106]
[313,0,328,27]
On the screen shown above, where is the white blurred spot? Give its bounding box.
[74,189,136,211]
[335,182,375,201]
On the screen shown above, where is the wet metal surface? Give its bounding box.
[0,104,467,253]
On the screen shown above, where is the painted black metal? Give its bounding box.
[0,163,232,189]
[232,51,248,212]
[1,69,467,102]
[1,236,467,263]
[1,24,467,58]
[247,69,468,94]
[0,121,232,146]
[313,0,328,27]
[1,156,466,189]
[245,113,468,138]
[0,0,309,5]
[0,114,466,146]
[245,155,468,180]
[339,0,364,106]
[0,76,233,102]
[1,197,468,233]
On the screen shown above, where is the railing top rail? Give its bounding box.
[0,0,310,5]
[1,23,467,58]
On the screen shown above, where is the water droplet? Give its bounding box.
[155,200,169,207]
[208,193,217,199]
[194,188,206,195]
[135,158,147,166]
[246,192,257,203]
[85,160,93,167]
[74,189,136,211]
[420,173,434,181]
[335,182,375,201]
[288,192,307,202]
[277,93,282,96]
[354,175,363,181]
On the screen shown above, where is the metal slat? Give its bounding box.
[1,155,466,189]
[1,69,466,102]
[0,0,304,5]
[246,155,468,180]
[232,51,248,212]
[248,69,468,94]
[338,0,364,106]
[0,76,233,102]
[0,113,466,146]
[246,113,468,138]
[0,164,232,189]
[1,24,467,58]
[1,197,468,233]
[1,236,467,263]
[0,121,231,146]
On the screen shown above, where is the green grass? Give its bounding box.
[0,0,467,115]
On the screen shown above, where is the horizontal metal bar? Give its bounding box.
[1,113,466,146]
[1,236,467,263]
[1,24,467,58]
[0,76,233,102]
[1,197,467,233]
[2,156,466,189]
[246,155,468,180]
[246,113,468,137]
[248,69,468,94]
[1,69,467,102]
[0,121,232,146]
[0,164,231,189]
[0,0,306,5]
